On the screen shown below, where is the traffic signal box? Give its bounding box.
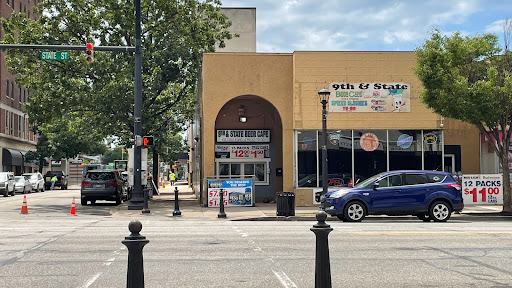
[142,136,154,147]
[86,43,94,63]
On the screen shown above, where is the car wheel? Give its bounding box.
[429,201,452,222]
[417,214,431,222]
[81,199,87,205]
[343,201,366,222]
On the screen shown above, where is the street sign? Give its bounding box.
[40,51,70,61]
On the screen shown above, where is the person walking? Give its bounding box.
[50,175,58,190]
[169,171,175,186]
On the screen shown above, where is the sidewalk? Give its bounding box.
[111,180,511,221]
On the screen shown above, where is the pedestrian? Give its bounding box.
[50,175,58,190]
[169,171,175,186]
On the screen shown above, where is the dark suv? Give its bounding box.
[321,170,464,222]
[81,169,127,205]
[44,171,68,190]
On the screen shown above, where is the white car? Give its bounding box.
[14,176,32,194]
[22,172,45,192]
[0,172,15,196]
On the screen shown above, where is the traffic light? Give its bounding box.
[142,136,154,147]
[86,43,94,63]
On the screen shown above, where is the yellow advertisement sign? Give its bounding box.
[328,82,410,112]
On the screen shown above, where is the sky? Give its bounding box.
[220,0,512,52]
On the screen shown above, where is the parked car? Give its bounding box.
[321,170,464,222]
[14,176,32,194]
[22,172,45,192]
[81,169,128,205]
[0,172,15,197]
[44,171,69,190]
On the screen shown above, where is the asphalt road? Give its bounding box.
[0,189,511,287]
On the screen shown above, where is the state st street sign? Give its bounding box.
[40,51,70,61]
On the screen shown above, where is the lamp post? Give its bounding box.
[318,88,331,197]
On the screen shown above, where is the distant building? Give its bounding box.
[0,0,40,174]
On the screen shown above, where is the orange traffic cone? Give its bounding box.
[162,180,166,188]
[69,196,77,216]
[21,195,28,214]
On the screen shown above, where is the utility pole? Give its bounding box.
[128,0,144,210]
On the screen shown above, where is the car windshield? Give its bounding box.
[0,174,7,181]
[15,177,24,183]
[354,172,386,188]
[86,172,115,181]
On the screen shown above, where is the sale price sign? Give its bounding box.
[462,174,503,205]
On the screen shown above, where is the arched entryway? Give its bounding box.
[214,95,283,202]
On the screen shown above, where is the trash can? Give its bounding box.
[276,192,295,216]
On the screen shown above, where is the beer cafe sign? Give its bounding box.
[328,82,411,113]
[217,129,271,143]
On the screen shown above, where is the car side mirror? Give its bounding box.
[373,182,379,190]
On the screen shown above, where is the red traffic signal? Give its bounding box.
[142,136,154,147]
[86,43,94,63]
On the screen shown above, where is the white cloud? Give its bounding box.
[220,0,505,52]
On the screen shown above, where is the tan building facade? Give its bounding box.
[192,51,480,206]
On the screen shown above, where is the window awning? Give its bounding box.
[3,148,23,166]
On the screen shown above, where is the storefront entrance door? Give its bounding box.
[444,154,455,173]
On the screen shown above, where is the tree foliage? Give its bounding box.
[1,0,234,160]
[415,29,512,211]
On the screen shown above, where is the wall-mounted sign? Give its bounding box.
[216,129,271,143]
[360,133,380,152]
[328,82,411,112]
[215,145,270,159]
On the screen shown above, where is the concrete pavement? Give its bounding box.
[110,180,510,221]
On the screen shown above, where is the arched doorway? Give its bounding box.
[214,95,283,202]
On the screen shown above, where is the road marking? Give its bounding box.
[81,272,101,288]
[272,269,298,288]
[104,258,116,266]
[345,232,512,236]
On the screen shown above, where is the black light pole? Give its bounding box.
[128,0,143,210]
[318,88,331,197]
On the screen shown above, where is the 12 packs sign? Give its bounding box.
[462,174,503,205]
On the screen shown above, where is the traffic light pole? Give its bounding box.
[128,0,144,210]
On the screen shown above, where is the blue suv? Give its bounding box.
[321,170,464,222]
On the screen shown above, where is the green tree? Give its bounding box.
[1,0,234,161]
[415,29,512,212]
[101,146,123,165]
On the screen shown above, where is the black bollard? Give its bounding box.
[218,188,226,218]
[173,187,181,216]
[310,211,333,288]
[142,187,150,214]
[122,220,150,288]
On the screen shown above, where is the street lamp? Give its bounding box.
[318,88,330,197]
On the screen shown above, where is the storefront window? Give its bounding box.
[219,164,229,176]
[389,130,422,171]
[423,130,443,171]
[353,130,387,180]
[318,130,353,187]
[297,130,317,187]
[231,163,241,175]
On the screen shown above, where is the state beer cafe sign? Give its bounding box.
[217,129,271,143]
